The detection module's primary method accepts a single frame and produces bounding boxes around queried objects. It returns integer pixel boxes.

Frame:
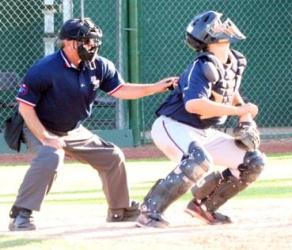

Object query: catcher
[137,10,265,228]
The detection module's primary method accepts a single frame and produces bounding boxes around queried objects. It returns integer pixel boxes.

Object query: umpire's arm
[111,77,178,99]
[18,102,64,149]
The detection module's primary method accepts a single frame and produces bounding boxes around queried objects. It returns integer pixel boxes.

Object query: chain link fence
[0,0,291,146]
[0,0,42,129]
[0,0,63,130]
[72,0,127,130]
[0,0,121,133]
[138,0,292,142]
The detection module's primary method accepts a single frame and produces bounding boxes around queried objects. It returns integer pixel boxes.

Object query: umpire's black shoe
[185,199,232,225]
[107,201,140,222]
[136,212,169,228]
[9,209,36,231]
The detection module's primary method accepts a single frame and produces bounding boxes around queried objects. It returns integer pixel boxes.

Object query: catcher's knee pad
[179,142,211,182]
[141,142,211,214]
[238,150,265,183]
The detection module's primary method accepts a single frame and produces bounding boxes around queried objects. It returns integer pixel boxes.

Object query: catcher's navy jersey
[156,57,228,129]
[16,50,124,132]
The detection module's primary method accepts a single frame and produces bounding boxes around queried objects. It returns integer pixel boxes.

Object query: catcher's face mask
[207,15,246,43]
[186,11,246,50]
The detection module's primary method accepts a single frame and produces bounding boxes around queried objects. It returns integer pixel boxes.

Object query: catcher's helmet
[186,11,246,51]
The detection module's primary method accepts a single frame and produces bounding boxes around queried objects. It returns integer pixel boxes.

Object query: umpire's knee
[32,146,65,173]
[112,146,126,164]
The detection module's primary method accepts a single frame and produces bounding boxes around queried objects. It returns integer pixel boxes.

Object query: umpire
[9,18,178,231]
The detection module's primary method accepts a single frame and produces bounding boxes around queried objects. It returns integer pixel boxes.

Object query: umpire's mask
[59,18,103,62]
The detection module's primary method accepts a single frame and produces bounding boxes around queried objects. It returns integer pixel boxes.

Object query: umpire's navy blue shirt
[156,57,227,129]
[17,50,124,132]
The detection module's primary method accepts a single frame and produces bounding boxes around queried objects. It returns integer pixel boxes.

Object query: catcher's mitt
[233,121,260,151]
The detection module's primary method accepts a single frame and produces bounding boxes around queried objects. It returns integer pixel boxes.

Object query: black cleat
[107,201,140,222]
[9,209,36,231]
[185,200,232,225]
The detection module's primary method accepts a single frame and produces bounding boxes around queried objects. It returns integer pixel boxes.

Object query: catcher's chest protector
[197,49,247,104]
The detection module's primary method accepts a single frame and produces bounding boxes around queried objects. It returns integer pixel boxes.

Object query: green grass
[0,237,190,250]
[1,177,291,205]
[266,152,292,159]
[0,238,120,250]
[0,237,43,249]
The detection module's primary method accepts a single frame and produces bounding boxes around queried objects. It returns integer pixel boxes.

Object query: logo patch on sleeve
[18,84,29,96]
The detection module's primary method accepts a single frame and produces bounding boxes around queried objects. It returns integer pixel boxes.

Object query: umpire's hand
[154,77,179,93]
[41,135,65,149]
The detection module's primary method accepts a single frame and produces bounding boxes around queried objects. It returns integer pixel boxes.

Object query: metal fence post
[43,0,56,55]
[80,0,84,19]
[128,0,141,146]
[115,0,128,130]
[63,0,73,22]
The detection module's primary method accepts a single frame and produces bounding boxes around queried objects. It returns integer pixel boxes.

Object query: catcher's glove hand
[233,121,260,151]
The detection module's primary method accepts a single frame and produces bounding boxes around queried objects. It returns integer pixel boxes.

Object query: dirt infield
[0,139,292,164]
[0,199,291,250]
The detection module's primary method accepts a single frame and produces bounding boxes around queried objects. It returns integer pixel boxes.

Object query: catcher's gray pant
[13,125,130,211]
[151,116,247,178]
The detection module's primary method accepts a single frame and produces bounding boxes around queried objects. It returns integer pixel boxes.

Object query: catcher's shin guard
[198,169,247,212]
[191,150,265,212]
[141,142,211,216]
[190,171,222,200]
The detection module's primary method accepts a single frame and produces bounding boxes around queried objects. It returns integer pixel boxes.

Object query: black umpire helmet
[59,18,102,45]
[185,11,246,51]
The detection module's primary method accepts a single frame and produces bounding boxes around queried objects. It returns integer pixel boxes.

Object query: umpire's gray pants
[13,125,130,211]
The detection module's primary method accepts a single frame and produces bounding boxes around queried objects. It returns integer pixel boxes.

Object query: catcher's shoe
[9,209,36,231]
[107,201,140,222]
[136,212,169,228]
[185,200,232,225]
